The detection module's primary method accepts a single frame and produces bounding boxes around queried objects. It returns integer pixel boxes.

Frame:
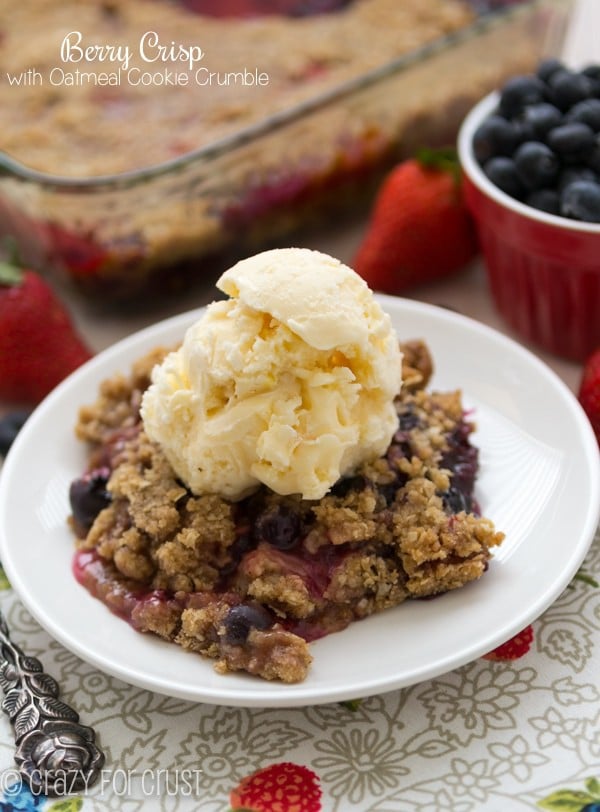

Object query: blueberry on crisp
[223,603,274,645]
[69,468,111,532]
[254,505,302,550]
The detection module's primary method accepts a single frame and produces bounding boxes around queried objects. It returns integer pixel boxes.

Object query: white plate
[0,297,598,708]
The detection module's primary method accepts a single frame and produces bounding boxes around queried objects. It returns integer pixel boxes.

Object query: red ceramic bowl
[458,92,600,362]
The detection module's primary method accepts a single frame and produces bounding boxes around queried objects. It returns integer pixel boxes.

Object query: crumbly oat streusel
[70,341,503,683]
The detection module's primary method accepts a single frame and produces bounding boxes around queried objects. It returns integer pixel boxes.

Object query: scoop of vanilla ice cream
[141,248,402,500]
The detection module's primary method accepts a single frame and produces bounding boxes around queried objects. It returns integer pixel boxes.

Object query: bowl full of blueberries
[458,58,600,361]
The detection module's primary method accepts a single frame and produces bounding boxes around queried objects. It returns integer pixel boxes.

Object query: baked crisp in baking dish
[0,0,555,297]
[0,0,475,176]
[69,340,504,683]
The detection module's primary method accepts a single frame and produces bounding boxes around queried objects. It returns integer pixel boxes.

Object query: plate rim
[1,296,598,708]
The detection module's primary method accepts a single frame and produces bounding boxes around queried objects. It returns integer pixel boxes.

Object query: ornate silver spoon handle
[0,611,104,796]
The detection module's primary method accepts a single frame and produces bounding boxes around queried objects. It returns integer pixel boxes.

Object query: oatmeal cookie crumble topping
[70,340,503,683]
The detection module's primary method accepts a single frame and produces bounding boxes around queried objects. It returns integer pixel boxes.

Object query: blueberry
[219,530,255,577]
[582,64,600,81]
[546,122,596,161]
[378,472,408,506]
[397,406,422,432]
[254,505,302,550]
[586,145,600,174]
[547,70,594,110]
[330,474,367,498]
[536,58,566,83]
[581,65,600,96]
[386,438,411,465]
[441,487,472,515]
[557,165,598,192]
[223,603,273,646]
[517,103,563,139]
[560,180,600,222]
[473,115,520,162]
[566,98,600,131]
[0,410,31,457]
[526,188,560,214]
[514,141,559,190]
[483,156,525,198]
[581,804,600,812]
[480,62,600,222]
[69,467,111,532]
[499,75,546,117]
[439,424,478,496]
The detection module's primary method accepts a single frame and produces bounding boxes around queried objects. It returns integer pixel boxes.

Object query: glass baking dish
[0,0,572,300]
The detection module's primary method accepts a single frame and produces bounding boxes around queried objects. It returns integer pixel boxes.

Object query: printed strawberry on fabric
[482,624,534,661]
[228,762,322,812]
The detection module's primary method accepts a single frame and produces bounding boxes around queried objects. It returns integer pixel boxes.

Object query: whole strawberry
[229,762,322,812]
[579,347,600,446]
[352,149,479,293]
[0,260,92,404]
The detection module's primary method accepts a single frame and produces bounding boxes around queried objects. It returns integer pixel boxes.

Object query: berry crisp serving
[68,338,504,684]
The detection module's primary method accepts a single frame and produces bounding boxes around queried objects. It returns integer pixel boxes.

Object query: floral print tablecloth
[0,523,597,812]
